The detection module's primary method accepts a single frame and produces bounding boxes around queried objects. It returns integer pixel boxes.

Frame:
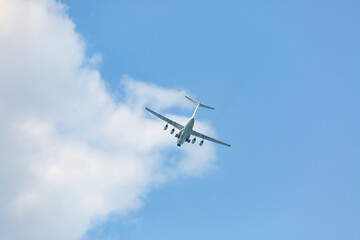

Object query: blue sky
[61,0,360,239]
[1,0,359,239]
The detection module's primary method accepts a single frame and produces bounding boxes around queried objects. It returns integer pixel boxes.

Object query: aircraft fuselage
[177,117,194,146]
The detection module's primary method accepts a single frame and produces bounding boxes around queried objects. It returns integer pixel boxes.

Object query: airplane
[145,96,231,147]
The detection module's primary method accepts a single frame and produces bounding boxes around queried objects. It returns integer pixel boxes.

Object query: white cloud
[0,0,217,240]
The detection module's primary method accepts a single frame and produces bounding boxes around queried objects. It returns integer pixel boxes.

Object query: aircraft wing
[191,129,231,147]
[145,107,184,130]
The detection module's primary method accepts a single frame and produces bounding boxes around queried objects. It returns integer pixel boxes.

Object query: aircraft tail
[186,96,214,117]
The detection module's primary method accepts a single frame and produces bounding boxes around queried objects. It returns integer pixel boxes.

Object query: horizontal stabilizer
[185,96,214,110]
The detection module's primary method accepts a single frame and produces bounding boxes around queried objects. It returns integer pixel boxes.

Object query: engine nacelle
[170,128,175,134]
[164,124,168,130]
[199,140,204,146]
[191,138,196,144]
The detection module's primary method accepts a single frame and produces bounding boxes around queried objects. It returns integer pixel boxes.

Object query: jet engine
[199,140,204,146]
[191,138,196,144]
[164,124,168,130]
[170,128,175,134]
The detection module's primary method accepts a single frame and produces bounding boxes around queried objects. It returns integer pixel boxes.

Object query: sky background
[61,0,360,239]
[1,0,359,239]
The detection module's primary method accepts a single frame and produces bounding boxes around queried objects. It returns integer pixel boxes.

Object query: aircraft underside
[145,96,231,147]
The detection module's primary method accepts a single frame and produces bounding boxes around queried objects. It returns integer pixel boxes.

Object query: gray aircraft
[146,96,231,147]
